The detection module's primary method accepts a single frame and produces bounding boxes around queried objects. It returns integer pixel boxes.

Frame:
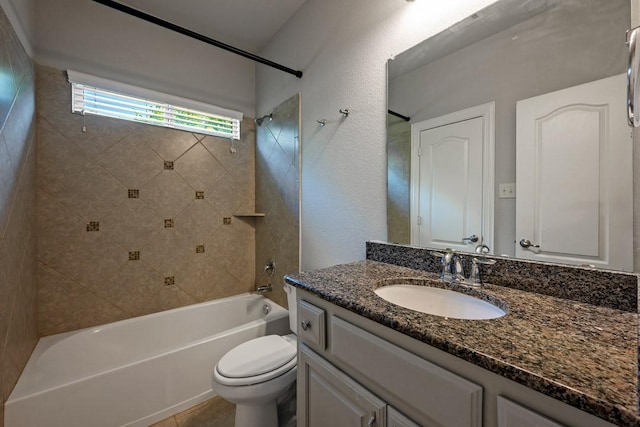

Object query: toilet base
[235,402,278,427]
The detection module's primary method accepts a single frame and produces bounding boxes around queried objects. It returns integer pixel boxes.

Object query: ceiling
[117,0,307,53]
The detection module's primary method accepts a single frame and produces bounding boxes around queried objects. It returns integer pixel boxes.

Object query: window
[67,70,242,139]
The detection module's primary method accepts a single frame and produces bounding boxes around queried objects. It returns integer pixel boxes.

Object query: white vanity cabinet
[295,291,619,427]
[298,344,386,427]
[296,299,482,427]
[497,397,564,427]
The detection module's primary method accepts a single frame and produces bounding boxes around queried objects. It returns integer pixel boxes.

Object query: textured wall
[256,0,498,270]
[36,65,256,335]
[255,94,300,309]
[0,4,37,426]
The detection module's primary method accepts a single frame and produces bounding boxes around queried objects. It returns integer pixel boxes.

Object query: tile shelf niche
[233,213,266,217]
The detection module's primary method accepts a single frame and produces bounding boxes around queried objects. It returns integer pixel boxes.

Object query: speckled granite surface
[285,260,639,427]
[366,241,638,312]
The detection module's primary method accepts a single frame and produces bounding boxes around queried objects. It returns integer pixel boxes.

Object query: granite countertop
[285,260,639,427]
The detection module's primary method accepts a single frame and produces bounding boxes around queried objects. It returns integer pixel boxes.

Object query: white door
[411,103,494,252]
[516,73,632,271]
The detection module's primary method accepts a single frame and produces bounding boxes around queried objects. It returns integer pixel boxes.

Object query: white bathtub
[5,293,290,427]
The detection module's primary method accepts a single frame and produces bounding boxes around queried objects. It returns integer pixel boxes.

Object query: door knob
[300,320,311,331]
[462,234,479,243]
[519,239,540,249]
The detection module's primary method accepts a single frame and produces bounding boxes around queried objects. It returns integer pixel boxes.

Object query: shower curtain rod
[388,109,410,121]
[91,0,304,79]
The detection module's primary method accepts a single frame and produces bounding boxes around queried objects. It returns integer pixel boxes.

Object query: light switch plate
[499,183,516,199]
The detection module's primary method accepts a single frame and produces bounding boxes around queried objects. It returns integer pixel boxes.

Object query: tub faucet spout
[257,284,273,293]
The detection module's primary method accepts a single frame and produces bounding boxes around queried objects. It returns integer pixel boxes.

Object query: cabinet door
[331,317,482,427]
[298,343,386,427]
[387,407,420,427]
[497,396,564,427]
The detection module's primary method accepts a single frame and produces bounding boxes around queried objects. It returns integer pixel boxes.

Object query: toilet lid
[217,335,296,378]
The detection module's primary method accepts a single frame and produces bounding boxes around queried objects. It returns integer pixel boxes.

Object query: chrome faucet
[431,249,461,281]
[431,249,496,288]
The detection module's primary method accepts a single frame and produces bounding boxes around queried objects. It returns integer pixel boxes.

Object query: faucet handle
[467,257,496,287]
[452,254,465,281]
[429,250,445,259]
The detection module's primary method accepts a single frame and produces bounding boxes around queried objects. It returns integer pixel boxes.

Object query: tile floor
[150,396,235,427]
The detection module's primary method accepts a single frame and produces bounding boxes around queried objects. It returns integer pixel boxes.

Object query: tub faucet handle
[264,259,276,277]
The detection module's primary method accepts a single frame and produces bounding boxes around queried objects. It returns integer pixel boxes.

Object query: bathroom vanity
[285,243,639,427]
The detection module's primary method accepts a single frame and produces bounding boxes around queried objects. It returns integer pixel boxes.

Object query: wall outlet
[499,183,516,199]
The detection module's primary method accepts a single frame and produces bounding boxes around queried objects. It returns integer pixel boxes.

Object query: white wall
[256,0,498,270]
[33,0,256,117]
[0,0,35,55]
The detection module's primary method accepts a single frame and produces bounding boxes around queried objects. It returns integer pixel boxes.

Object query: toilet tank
[283,283,297,333]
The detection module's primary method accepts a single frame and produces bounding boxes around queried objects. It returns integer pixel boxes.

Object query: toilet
[212,284,298,427]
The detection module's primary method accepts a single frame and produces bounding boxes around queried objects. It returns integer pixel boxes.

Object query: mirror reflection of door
[516,74,632,271]
[410,103,495,253]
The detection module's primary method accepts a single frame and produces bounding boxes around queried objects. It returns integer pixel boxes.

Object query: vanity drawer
[297,300,326,350]
[497,396,564,427]
[330,316,482,427]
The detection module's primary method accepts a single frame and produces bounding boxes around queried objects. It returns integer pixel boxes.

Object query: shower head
[254,113,273,126]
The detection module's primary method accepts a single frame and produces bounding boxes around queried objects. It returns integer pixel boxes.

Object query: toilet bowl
[212,284,298,427]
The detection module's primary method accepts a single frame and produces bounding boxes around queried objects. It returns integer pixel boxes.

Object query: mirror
[387,0,631,268]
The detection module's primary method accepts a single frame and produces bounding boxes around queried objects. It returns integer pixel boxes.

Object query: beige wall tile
[0,135,16,237]
[37,64,258,335]
[175,199,222,242]
[46,164,127,220]
[37,190,85,265]
[141,227,193,276]
[255,94,300,309]
[37,263,129,335]
[103,261,196,317]
[174,142,226,192]
[0,4,37,417]
[138,125,199,161]
[98,133,164,188]
[37,117,92,194]
[176,255,243,301]
[100,198,163,249]
[141,170,195,218]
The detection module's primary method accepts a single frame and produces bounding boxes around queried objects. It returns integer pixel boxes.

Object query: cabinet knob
[367,412,376,427]
[301,320,311,331]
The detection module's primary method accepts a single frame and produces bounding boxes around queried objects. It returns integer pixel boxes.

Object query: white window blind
[68,70,242,139]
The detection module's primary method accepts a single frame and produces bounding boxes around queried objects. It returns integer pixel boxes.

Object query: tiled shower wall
[386,114,410,245]
[0,6,37,426]
[37,65,257,335]
[255,94,300,308]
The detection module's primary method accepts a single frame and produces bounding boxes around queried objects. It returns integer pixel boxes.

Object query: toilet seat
[214,335,297,386]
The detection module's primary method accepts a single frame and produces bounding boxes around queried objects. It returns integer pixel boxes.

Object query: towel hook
[317,119,327,126]
[339,108,350,118]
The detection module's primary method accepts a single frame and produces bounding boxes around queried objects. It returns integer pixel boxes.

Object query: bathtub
[5,293,290,427]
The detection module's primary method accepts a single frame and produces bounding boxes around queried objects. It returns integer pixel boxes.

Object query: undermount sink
[374,281,507,320]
